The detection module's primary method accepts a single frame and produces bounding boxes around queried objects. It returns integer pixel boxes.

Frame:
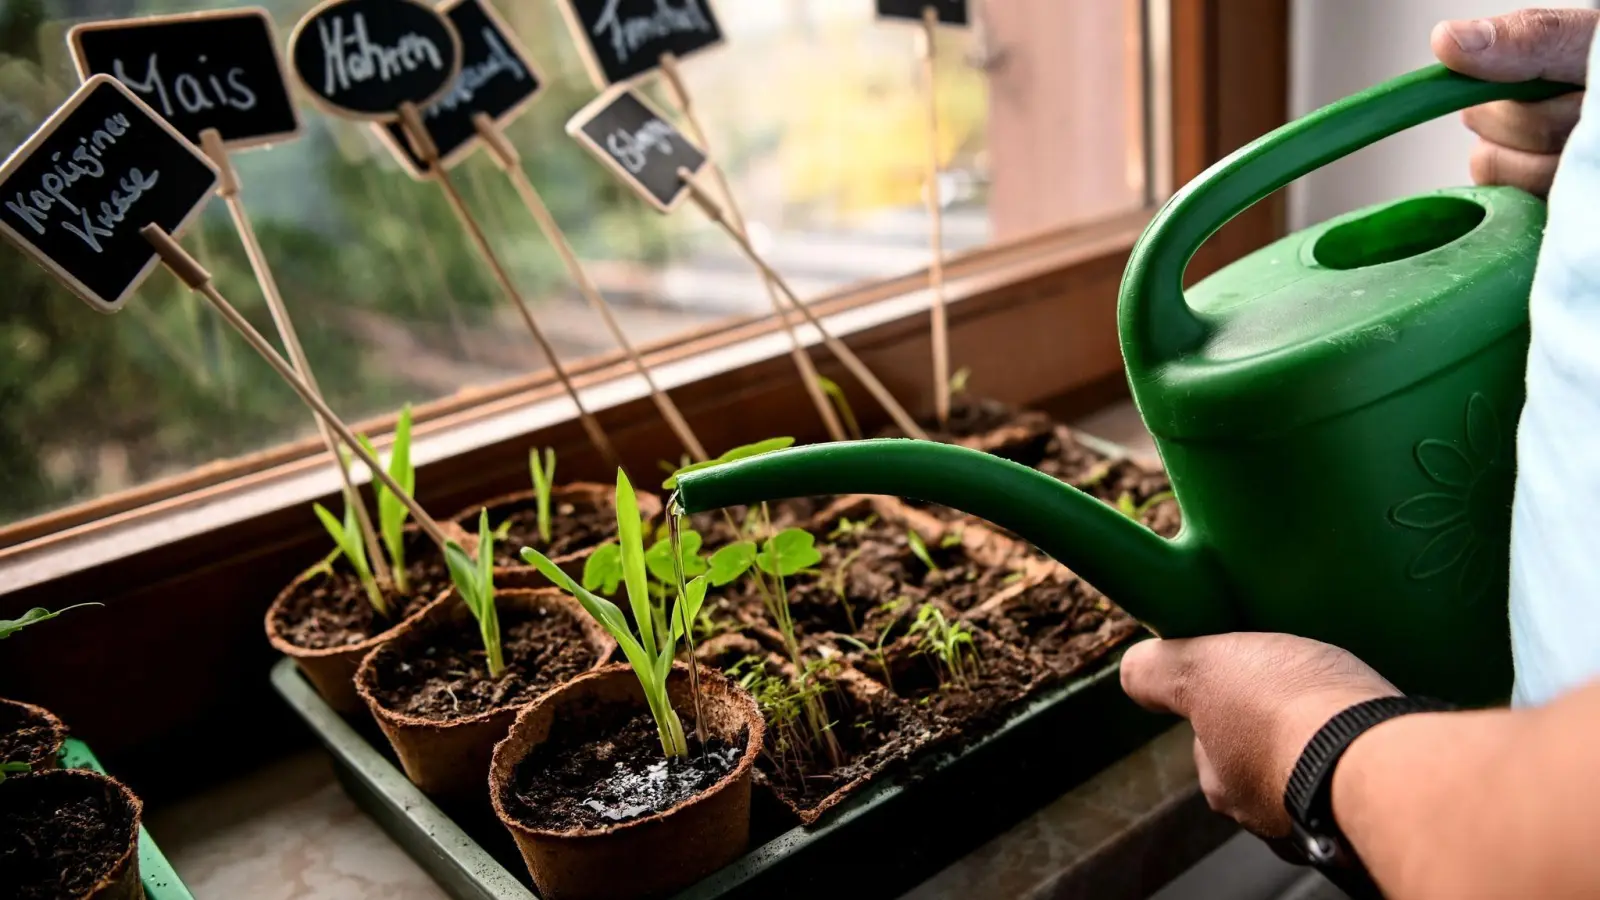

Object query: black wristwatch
[1282,695,1456,899]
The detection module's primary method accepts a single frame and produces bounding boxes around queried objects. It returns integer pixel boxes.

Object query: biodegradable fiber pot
[489,664,764,900]
[355,587,615,799]
[0,769,143,900]
[266,522,468,714]
[0,698,67,772]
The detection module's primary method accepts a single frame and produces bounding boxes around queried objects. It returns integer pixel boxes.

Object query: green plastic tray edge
[59,738,196,900]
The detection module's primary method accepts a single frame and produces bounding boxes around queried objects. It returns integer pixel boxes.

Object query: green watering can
[675,66,1578,707]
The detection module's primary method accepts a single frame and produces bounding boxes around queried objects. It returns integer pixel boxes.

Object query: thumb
[1431,9,1598,84]
[1119,637,1199,717]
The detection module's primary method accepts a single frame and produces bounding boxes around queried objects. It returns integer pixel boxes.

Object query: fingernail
[1448,19,1495,52]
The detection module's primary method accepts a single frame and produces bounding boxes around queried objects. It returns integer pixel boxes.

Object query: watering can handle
[1121,64,1581,368]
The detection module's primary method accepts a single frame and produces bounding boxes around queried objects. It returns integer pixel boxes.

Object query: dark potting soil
[487,495,616,566]
[0,775,134,900]
[880,626,1037,730]
[972,577,1141,677]
[272,545,451,651]
[506,711,745,830]
[1042,456,1182,538]
[366,603,598,719]
[0,705,60,768]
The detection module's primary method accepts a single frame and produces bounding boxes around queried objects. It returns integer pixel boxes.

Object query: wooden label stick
[679,169,931,442]
[140,224,455,550]
[197,128,392,584]
[654,58,847,443]
[921,5,953,427]
[398,103,623,473]
[473,115,708,462]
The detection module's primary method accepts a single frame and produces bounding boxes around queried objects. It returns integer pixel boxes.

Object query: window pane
[0,0,1146,529]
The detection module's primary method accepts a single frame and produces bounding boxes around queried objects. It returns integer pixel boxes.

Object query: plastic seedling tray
[272,650,1168,900]
[60,738,197,900]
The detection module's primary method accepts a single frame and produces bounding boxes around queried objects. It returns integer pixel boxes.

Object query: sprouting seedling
[529,446,556,545]
[816,376,863,441]
[948,365,972,397]
[443,510,504,678]
[939,529,963,549]
[524,470,706,758]
[1115,490,1175,522]
[827,514,878,541]
[313,499,389,617]
[829,546,866,632]
[909,603,979,687]
[662,436,796,490]
[837,606,905,692]
[906,528,939,572]
[584,527,709,609]
[0,762,29,783]
[0,603,101,641]
[358,404,415,595]
[729,655,840,772]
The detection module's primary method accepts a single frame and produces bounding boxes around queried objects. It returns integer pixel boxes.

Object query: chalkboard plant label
[566,85,706,212]
[288,0,463,121]
[376,0,543,178]
[0,74,219,313]
[556,0,723,88]
[68,8,302,150]
[876,0,968,26]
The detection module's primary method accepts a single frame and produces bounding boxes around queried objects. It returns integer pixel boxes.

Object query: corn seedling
[529,447,556,544]
[836,605,906,692]
[906,528,938,572]
[523,470,707,758]
[910,603,980,688]
[443,510,504,678]
[313,499,388,617]
[0,603,100,641]
[816,376,863,441]
[357,405,415,595]
[0,762,29,783]
[1114,490,1175,522]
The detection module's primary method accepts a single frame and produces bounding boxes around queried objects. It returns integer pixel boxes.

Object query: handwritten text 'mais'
[3,113,161,253]
[606,119,678,174]
[594,0,713,65]
[320,12,444,95]
[428,28,525,117]
[112,53,258,118]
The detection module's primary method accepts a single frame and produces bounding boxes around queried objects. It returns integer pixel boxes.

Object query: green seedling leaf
[662,437,796,489]
[373,405,415,589]
[0,761,30,782]
[906,528,938,571]
[827,514,877,541]
[669,576,709,642]
[645,530,707,585]
[0,603,101,640]
[615,471,657,659]
[444,509,503,677]
[583,542,623,595]
[939,529,963,549]
[949,365,972,396]
[315,501,386,615]
[816,376,862,440]
[529,447,556,544]
[708,541,758,586]
[1115,492,1138,519]
[756,528,821,577]
[1134,490,1176,519]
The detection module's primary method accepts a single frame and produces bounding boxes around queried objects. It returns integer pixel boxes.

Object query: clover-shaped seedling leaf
[756,528,822,578]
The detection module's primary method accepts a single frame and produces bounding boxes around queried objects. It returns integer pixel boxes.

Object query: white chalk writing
[319,12,444,95]
[111,53,258,119]
[592,0,712,65]
[605,118,677,173]
[4,111,162,254]
[428,28,526,116]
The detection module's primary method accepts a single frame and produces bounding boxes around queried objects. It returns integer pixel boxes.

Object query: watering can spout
[673,439,1235,638]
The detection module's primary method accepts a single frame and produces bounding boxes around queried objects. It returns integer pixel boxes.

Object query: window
[0,0,1147,534]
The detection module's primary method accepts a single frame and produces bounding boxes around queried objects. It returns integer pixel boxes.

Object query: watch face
[1304,834,1339,865]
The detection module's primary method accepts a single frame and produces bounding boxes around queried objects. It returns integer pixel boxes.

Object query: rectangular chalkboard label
[557,0,723,87]
[376,0,543,177]
[69,8,302,150]
[877,0,968,26]
[566,86,705,212]
[0,75,219,313]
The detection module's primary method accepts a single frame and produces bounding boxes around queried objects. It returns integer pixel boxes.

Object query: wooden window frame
[0,0,1288,797]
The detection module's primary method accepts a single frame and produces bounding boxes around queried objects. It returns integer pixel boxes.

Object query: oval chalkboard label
[288,0,463,121]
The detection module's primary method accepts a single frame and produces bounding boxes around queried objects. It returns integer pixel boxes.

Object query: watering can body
[676,66,1575,707]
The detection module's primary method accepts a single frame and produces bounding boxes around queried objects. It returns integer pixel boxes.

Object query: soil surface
[271,540,451,651]
[0,774,134,900]
[505,711,746,830]
[1045,456,1182,538]
[0,705,60,769]
[879,627,1038,730]
[972,577,1140,678]
[486,495,616,566]
[366,603,599,719]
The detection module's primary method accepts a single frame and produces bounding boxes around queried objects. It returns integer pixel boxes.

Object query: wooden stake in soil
[140,224,455,551]
[197,128,392,585]
[471,114,708,463]
[679,169,931,441]
[656,54,847,443]
[920,6,954,427]
[396,103,623,473]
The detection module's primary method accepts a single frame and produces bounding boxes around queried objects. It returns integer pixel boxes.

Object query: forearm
[1332,680,1600,899]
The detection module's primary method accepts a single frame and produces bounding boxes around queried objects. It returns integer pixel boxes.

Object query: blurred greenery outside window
[0,0,1145,528]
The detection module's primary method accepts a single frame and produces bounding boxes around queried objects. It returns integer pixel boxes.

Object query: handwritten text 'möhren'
[319,12,445,95]
[4,111,163,254]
